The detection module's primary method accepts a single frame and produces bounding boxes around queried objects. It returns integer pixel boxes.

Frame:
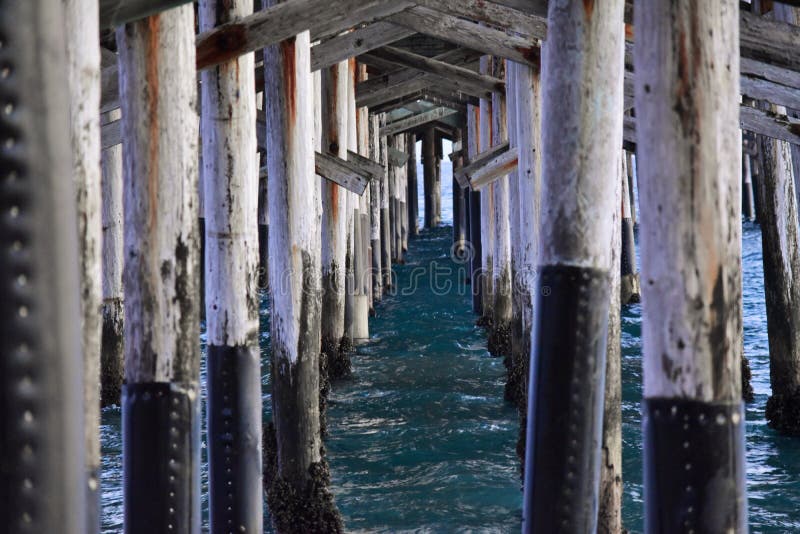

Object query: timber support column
[523,1,625,531]
[620,153,641,305]
[742,148,756,222]
[635,1,746,531]
[200,0,262,531]
[66,0,102,525]
[479,57,495,325]
[467,104,483,315]
[101,110,124,408]
[380,117,392,291]
[407,133,419,237]
[320,61,349,378]
[489,58,512,357]
[453,128,467,260]
[117,5,201,531]
[370,114,383,304]
[262,1,343,530]
[423,126,438,229]
[0,2,85,531]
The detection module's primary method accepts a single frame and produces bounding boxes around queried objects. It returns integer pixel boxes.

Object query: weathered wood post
[423,126,438,229]
[490,58,512,357]
[370,114,383,303]
[620,153,641,304]
[395,134,406,264]
[357,85,372,312]
[117,5,201,531]
[400,134,409,253]
[380,116,393,291]
[66,0,102,527]
[407,133,419,237]
[453,128,467,259]
[523,1,625,531]
[258,162,269,288]
[0,2,86,530]
[321,61,350,377]
[599,154,623,534]
[353,66,370,338]
[101,109,125,408]
[512,56,542,468]
[756,113,800,435]
[479,57,495,324]
[388,135,398,261]
[635,1,746,531]
[261,1,342,529]
[505,59,522,397]
[625,151,637,227]
[199,1,262,531]
[468,104,483,315]
[742,149,756,222]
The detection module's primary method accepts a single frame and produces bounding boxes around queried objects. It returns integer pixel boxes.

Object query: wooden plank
[454,140,510,188]
[314,151,372,195]
[380,107,458,136]
[370,46,505,97]
[469,148,518,190]
[739,105,800,146]
[311,22,414,72]
[387,146,410,167]
[740,10,800,74]
[414,0,547,39]
[100,0,191,29]
[388,6,541,67]
[195,0,413,70]
[347,149,384,182]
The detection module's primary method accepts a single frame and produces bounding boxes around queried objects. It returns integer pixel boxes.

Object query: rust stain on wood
[515,46,541,69]
[330,184,339,219]
[281,37,297,127]
[146,15,161,231]
[625,23,633,41]
[196,22,247,70]
[583,0,594,19]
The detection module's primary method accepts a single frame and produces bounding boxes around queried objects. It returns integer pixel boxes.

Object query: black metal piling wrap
[643,398,747,533]
[523,264,611,534]
[123,382,200,534]
[207,345,262,533]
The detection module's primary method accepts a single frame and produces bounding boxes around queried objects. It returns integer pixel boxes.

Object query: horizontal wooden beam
[370,46,505,98]
[381,107,459,137]
[100,0,191,29]
[454,140,510,188]
[740,10,800,75]
[195,0,413,70]
[387,147,410,167]
[314,151,373,195]
[311,22,414,72]
[413,0,547,40]
[388,6,541,67]
[346,149,384,182]
[469,148,518,190]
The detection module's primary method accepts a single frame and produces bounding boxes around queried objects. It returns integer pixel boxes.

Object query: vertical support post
[490,58,512,357]
[262,0,343,528]
[513,57,542,467]
[65,1,102,526]
[742,149,756,222]
[423,126,437,229]
[635,1,746,531]
[101,110,125,409]
[388,135,398,261]
[625,151,637,227]
[258,160,269,289]
[117,5,201,531]
[400,133,409,253]
[320,61,349,376]
[620,153,641,304]
[453,128,467,259]
[479,56,495,324]
[523,1,625,531]
[598,154,623,534]
[370,114,383,304]
[380,116,392,291]
[395,135,406,263]
[199,1,262,531]
[407,133,419,237]
[354,64,371,337]
[0,2,86,530]
[467,104,483,315]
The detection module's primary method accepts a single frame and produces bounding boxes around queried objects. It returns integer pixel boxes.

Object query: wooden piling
[635,1,746,530]
[756,112,800,435]
[452,128,467,259]
[742,149,756,222]
[479,57,495,324]
[355,67,371,334]
[380,116,393,291]
[400,134,409,253]
[620,153,641,305]
[199,1,262,530]
[467,104,483,315]
[422,126,438,229]
[523,1,625,531]
[117,5,201,531]
[261,1,342,528]
[395,134,406,264]
[407,133,419,237]
[0,2,86,530]
[625,151,637,228]
[369,114,383,303]
[320,61,350,377]
[489,58,512,357]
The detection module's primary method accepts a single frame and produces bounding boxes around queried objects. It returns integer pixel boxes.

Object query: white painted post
[116,5,201,531]
[635,1,746,530]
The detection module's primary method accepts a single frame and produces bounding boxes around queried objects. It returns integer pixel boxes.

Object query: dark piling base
[488,321,512,357]
[100,304,124,407]
[741,356,754,404]
[620,273,641,305]
[319,350,330,437]
[766,388,800,436]
[321,335,352,381]
[263,423,344,534]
